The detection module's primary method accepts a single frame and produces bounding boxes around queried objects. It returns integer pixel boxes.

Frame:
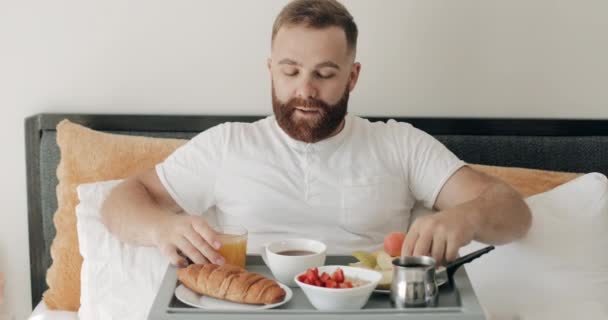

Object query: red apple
[383,232,406,257]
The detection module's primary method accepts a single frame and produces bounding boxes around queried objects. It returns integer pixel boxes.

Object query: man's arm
[100,168,225,266]
[401,166,532,263]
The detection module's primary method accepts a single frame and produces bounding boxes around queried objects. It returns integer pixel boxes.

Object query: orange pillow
[43,120,186,310]
[470,164,582,197]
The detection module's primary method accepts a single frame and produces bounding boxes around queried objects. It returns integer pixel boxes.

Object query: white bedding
[27,174,608,320]
[28,301,78,320]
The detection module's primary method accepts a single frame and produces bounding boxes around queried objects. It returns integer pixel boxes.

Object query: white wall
[1,0,607,318]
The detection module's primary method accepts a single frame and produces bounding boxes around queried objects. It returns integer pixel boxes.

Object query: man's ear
[267,58,272,74]
[348,62,361,92]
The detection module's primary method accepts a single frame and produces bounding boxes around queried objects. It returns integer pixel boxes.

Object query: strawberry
[320,272,331,283]
[306,269,318,283]
[297,274,307,283]
[332,268,345,283]
[325,279,338,288]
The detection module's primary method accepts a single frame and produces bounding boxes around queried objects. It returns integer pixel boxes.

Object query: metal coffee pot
[390,246,494,308]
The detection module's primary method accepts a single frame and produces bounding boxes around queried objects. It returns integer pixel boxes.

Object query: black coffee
[276,250,316,256]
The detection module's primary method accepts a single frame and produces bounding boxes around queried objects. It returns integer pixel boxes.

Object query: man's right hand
[153,214,225,267]
[101,169,227,267]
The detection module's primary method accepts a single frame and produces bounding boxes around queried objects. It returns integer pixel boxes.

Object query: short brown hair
[272,0,358,54]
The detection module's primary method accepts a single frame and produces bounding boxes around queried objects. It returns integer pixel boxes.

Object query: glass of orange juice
[214,225,248,269]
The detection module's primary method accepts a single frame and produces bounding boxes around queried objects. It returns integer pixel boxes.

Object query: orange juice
[214,225,248,268]
[218,235,247,268]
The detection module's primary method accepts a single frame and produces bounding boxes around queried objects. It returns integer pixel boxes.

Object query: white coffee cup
[261,238,327,287]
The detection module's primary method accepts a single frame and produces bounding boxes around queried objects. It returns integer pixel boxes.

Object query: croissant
[177,263,286,305]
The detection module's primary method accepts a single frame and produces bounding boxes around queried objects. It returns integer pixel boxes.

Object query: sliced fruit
[376,251,394,271]
[297,274,307,282]
[325,279,338,288]
[306,269,318,283]
[372,250,384,259]
[377,270,393,290]
[349,261,365,268]
[332,268,345,283]
[320,272,331,283]
[302,267,353,289]
[352,250,377,269]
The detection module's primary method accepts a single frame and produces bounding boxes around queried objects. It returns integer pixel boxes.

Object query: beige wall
[1,0,607,318]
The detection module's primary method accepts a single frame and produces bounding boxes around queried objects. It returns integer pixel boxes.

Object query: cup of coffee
[261,239,326,287]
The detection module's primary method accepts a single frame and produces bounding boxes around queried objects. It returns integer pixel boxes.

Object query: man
[101,0,531,268]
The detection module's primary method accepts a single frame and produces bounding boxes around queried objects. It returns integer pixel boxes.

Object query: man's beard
[272,85,349,143]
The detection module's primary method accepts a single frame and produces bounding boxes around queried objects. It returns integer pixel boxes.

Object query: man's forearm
[459,182,532,245]
[101,178,176,246]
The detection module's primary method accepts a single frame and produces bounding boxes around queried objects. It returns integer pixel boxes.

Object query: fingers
[403,217,447,263]
[404,213,475,263]
[445,238,460,262]
[403,231,448,264]
[191,218,222,250]
[176,236,210,265]
[401,231,418,256]
[404,218,433,257]
[160,244,187,267]
[183,229,224,265]
[412,231,433,257]
[157,215,226,266]
[431,235,447,264]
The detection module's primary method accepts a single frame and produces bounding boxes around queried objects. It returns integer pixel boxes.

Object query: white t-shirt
[156,114,465,254]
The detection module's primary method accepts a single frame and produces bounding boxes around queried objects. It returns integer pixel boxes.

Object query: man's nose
[295,77,318,100]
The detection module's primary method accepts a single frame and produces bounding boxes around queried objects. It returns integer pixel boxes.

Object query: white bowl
[294,265,382,310]
[262,238,327,287]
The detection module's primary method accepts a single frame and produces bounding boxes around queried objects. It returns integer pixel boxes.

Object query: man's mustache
[284,97,330,113]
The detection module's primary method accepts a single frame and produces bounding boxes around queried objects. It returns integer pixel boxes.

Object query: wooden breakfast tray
[148,255,486,320]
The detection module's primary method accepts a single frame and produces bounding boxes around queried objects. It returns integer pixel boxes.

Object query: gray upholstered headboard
[25,113,608,307]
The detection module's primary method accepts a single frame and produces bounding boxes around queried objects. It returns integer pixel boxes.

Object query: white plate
[373,288,390,294]
[175,283,293,310]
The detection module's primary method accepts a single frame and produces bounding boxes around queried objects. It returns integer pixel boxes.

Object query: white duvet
[76,180,169,320]
[28,301,78,320]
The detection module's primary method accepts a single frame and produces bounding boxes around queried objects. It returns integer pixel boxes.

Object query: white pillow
[76,180,169,320]
[453,173,608,319]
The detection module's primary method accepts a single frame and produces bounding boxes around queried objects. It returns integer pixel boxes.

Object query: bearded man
[101,0,531,267]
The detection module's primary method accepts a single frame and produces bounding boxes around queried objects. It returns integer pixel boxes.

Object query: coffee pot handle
[445,245,495,279]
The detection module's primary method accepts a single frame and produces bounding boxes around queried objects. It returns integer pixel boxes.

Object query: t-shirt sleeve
[390,120,466,209]
[155,124,227,215]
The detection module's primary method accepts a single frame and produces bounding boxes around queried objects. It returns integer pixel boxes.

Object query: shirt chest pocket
[340,176,407,232]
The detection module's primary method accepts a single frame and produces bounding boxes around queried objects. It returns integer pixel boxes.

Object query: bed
[24,113,608,319]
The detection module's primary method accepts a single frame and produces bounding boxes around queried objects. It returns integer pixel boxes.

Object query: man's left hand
[400,209,478,264]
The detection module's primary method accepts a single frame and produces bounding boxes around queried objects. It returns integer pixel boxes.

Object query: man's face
[269,25,361,143]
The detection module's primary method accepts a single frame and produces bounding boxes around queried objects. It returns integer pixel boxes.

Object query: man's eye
[283,69,298,77]
[315,72,334,79]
